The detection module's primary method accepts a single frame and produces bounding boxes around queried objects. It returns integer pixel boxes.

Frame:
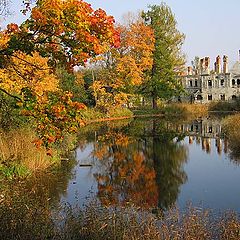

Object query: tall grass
[133,103,209,118]
[165,103,209,117]
[80,107,133,121]
[0,128,59,177]
[1,197,240,240]
[209,99,240,112]
[222,114,240,160]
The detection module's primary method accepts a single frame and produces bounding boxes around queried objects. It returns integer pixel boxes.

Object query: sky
[2,0,240,67]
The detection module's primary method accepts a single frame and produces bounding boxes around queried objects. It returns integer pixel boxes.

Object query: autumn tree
[0,0,119,148]
[0,0,119,69]
[92,14,155,110]
[142,3,185,108]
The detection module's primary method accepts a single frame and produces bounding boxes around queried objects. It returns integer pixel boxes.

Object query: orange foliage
[114,20,155,87]
[93,131,158,208]
[21,0,120,69]
[92,18,155,108]
[0,0,119,149]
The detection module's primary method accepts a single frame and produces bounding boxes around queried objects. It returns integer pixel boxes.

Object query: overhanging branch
[0,88,22,101]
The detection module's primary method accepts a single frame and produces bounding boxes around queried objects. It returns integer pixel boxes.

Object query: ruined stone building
[180,55,240,103]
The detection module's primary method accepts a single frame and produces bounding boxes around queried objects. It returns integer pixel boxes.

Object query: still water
[59,116,240,212]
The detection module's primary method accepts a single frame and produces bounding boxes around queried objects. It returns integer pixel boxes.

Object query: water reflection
[91,119,188,210]
[4,116,239,215]
[73,116,240,211]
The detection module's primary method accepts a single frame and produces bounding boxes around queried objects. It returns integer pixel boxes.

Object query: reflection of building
[181,118,222,138]
[179,55,240,103]
[180,118,228,155]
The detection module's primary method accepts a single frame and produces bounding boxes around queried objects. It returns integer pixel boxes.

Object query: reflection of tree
[94,131,158,207]
[152,139,188,211]
[226,138,240,165]
[93,118,188,210]
[140,119,188,211]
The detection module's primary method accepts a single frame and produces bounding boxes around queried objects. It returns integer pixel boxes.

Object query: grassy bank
[0,127,77,179]
[81,107,133,122]
[209,99,240,112]
[222,114,240,159]
[133,103,209,119]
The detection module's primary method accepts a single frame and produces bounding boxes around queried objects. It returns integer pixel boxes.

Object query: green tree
[56,68,88,104]
[142,3,185,108]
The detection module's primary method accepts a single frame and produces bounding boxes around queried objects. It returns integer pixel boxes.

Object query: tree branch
[0,88,22,101]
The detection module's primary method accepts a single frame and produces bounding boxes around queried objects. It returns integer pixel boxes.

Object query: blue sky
[2,0,240,67]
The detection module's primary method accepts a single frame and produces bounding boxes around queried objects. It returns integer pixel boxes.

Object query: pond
[58,116,240,213]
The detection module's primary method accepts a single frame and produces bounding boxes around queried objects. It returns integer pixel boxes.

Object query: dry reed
[0,128,58,173]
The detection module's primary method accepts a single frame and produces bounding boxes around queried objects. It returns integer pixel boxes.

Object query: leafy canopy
[142,3,185,105]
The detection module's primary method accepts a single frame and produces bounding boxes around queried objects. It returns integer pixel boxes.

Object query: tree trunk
[152,96,157,109]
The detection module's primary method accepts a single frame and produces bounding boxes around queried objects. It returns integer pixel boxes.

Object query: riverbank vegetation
[209,97,240,112]
[222,113,240,160]
[1,194,240,240]
[133,103,209,119]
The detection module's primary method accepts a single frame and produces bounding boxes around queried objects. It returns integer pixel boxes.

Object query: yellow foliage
[92,19,155,107]
[0,32,10,49]
[114,21,155,87]
[91,80,113,109]
[75,72,85,86]
[0,51,59,99]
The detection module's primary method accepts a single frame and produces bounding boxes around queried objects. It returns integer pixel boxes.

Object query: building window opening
[237,79,240,86]
[232,95,237,100]
[221,79,224,86]
[209,126,213,133]
[189,80,193,87]
[208,95,212,101]
[220,94,225,101]
[195,80,198,87]
[197,95,203,100]
[232,79,236,86]
[208,80,212,87]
